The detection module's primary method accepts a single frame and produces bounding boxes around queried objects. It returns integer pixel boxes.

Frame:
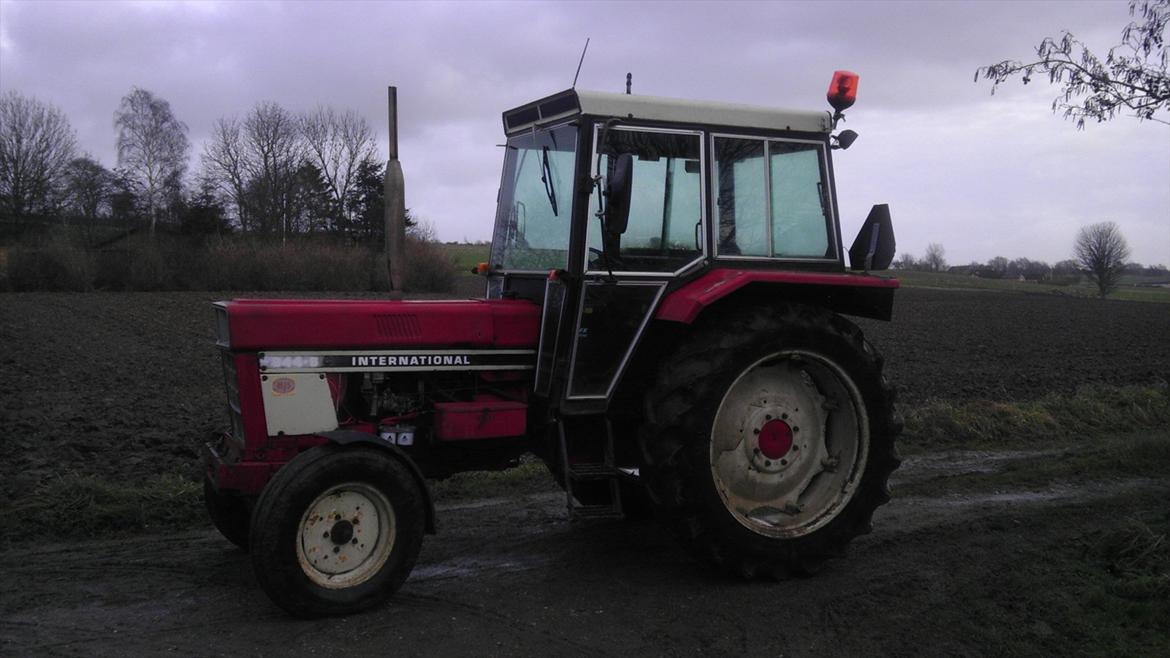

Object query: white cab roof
[502,88,832,135]
[575,90,832,134]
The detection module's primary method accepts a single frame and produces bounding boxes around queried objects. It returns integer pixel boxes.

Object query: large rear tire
[249,445,425,617]
[640,304,901,577]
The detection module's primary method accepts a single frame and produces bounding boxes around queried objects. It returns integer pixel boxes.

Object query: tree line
[0,87,394,243]
[893,224,1165,297]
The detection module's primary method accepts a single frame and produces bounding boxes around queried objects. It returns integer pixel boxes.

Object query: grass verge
[0,473,203,542]
[902,384,1170,452]
[430,458,556,503]
[1058,493,1169,654]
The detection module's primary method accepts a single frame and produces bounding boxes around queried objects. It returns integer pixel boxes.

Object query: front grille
[374,314,422,339]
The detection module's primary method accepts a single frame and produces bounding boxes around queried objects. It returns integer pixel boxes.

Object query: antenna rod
[572,37,590,88]
[625,72,632,95]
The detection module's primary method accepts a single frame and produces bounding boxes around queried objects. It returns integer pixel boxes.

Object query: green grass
[441,242,491,274]
[430,458,556,503]
[0,472,203,542]
[893,270,1170,303]
[1071,500,1170,652]
[902,384,1170,452]
[967,488,1170,656]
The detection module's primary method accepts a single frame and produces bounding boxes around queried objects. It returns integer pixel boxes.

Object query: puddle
[410,555,547,582]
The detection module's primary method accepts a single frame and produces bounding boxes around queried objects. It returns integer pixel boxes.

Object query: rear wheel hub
[758,419,794,459]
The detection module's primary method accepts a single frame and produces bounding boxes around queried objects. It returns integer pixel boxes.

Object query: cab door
[559,126,707,405]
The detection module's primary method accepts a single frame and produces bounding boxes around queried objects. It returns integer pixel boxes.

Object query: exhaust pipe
[384,86,407,292]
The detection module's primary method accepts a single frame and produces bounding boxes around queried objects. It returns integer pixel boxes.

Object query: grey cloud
[1,0,1166,266]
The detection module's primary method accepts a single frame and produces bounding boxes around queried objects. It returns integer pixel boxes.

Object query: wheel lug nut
[333,546,340,554]
[753,428,760,435]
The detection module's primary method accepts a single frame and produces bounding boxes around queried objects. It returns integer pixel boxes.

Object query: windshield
[490,124,578,270]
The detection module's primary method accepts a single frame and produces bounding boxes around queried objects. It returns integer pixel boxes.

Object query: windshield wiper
[540,146,559,217]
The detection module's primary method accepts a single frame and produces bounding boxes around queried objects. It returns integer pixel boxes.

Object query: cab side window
[714,136,834,260]
[588,128,704,273]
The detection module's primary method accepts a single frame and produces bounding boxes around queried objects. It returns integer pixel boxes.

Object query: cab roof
[503,88,832,136]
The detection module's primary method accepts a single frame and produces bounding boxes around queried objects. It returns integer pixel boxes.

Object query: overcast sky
[2,0,1167,266]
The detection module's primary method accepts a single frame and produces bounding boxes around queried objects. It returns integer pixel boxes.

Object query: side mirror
[832,129,859,150]
[606,153,634,235]
[848,204,896,271]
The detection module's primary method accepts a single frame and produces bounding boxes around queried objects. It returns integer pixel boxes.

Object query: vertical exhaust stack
[384,86,407,293]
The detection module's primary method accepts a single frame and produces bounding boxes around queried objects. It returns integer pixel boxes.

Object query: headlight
[213,303,231,348]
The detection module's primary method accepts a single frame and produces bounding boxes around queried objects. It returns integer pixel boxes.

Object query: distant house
[947,265,977,276]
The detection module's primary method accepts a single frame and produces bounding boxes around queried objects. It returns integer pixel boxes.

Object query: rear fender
[315,430,437,534]
[656,269,899,323]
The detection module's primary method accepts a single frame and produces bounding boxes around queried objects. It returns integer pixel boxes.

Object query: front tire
[203,476,251,550]
[249,445,425,617]
[640,304,901,577]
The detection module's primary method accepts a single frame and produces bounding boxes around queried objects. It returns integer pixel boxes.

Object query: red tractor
[204,71,901,617]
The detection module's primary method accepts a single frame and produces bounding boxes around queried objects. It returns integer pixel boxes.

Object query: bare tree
[977,0,1170,128]
[115,88,190,236]
[1075,221,1131,297]
[201,117,252,231]
[202,102,305,239]
[0,90,77,221]
[64,155,113,224]
[893,252,917,270]
[242,102,304,241]
[923,243,947,272]
[986,256,1009,277]
[300,106,377,232]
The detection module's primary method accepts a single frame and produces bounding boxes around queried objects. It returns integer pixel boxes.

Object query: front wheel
[249,445,425,617]
[204,476,251,550]
[640,304,901,577]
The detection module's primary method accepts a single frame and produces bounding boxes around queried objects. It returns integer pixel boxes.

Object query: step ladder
[557,415,624,521]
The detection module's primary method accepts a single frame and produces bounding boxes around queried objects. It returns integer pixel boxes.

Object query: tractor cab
[486,79,894,412]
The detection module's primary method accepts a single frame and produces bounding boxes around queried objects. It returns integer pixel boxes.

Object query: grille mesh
[375,314,422,338]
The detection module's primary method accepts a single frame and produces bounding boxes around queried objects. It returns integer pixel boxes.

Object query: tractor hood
[213,298,541,350]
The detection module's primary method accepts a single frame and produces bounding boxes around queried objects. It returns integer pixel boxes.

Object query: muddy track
[2,451,1166,657]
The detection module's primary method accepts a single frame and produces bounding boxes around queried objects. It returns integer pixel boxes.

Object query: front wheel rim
[296,482,396,589]
[710,350,869,539]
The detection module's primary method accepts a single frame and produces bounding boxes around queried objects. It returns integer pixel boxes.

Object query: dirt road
[3,452,1166,657]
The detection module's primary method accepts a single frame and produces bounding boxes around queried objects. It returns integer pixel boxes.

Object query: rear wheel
[640,304,901,577]
[249,445,425,617]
